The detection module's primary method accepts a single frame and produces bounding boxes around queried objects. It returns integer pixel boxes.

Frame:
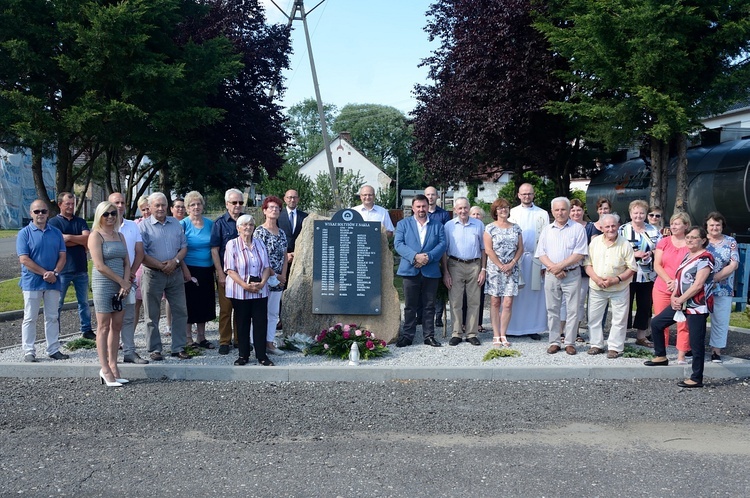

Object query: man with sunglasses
[17,200,69,362]
[48,192,93,340]
[211,188,246,354]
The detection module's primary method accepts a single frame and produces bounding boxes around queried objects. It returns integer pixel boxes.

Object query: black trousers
[651,306,707,383]
[230,297,268,362]
[627,281,654,330]
[402,274,439,341]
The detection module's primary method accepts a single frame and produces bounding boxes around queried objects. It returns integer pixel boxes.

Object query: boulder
[280,213,401,344]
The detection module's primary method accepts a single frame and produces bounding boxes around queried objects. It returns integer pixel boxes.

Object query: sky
[262,0,437,115]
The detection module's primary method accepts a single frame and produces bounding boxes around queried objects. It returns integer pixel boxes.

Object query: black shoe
[466,337,481,346]
[396,337,413,348]
[448,337,463,346]
[48,351,70,360]
[149,351,164,361]
[82,331,96,340]
[677,380,703,388]
[528,333,542,341]
[424,337,442,347]
[218,344,231,355]
[685,350,693,357]
[234,357,247,366]
[259,358,275,366]
[123,353,149,364]
[233,342,239,349]
[434,319,444,328]
[171,351,190,360]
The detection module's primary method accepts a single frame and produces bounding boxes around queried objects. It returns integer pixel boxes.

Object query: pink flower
[355,329,362,336]
[323,343,329,350]
[343,324,351,332]
[342,331,350,339]
[380,340,387,347]
[328,326,335,332]
[366,340,375,350]
[335,322,343,328]
[349,323,357,328]
[364,330,372,337]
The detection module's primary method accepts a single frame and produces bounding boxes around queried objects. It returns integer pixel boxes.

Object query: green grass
[0,261,94,313]
[0,230,18,238]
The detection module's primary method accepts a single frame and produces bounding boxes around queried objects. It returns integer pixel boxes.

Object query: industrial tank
[586,138,750,238]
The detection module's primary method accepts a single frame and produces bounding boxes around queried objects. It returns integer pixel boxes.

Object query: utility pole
[269,0,341,210]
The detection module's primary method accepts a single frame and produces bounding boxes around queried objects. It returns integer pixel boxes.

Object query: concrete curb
[0,301,92,322]
[2,362,749,382]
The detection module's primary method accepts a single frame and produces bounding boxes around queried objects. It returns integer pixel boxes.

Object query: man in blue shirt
[48,192,93,340]
[17,200,69,362]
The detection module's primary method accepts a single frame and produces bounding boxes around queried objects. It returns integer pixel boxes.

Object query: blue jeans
[58,271,92,333]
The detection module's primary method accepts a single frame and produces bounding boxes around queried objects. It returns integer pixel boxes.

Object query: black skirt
[185,265,217,324]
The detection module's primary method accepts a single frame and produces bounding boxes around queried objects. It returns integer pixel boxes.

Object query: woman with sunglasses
[89,201,131,387]
[618,199,661,348]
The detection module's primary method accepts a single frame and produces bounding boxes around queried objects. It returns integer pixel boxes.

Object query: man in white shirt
[507,183,549,340]
[109,192,148,364]
[353,185,394,237]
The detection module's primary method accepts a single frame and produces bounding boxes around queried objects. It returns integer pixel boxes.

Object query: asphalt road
[1,377,749,497]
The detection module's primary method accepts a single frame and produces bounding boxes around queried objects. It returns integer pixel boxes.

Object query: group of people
[17,187,310,384]
[393,183,738,389]
[17,181,739,389]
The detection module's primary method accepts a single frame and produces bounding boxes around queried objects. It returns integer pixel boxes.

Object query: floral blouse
[254,225,287,292]
[707,235,739,297]
[618,222,661,283]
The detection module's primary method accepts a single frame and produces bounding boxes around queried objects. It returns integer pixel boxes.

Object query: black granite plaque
[313,209,382,314]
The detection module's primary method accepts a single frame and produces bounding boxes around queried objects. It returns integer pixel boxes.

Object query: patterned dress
[92,235,127,313]
[253,225,287,292]
[707,235,739,297]
[485,223,522,297]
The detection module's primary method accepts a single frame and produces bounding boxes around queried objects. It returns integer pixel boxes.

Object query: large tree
[536,0,750,211]
[283,98,337,167]
[412,0,587,194]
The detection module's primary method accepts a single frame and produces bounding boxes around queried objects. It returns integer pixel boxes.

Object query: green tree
[284,98,337,167]
[536,0,750,212]
[258,163,313,211]
[497,172,555,212]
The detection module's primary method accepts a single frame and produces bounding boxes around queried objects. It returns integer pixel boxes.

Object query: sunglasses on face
[648,213,661,218]
[229,200,244,206]
[32,209,48,215]
[102,211,118,218]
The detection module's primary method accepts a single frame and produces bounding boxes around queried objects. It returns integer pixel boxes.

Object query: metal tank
[586,138,750,238]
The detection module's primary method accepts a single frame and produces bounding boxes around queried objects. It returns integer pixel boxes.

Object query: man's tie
[289,210,295,232]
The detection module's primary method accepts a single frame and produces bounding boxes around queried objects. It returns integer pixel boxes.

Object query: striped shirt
[223,236,270,300]
[534,218,588,267]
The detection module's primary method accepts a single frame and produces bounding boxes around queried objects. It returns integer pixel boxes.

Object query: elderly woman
[619,199,661,347]
[224,214,274,366]
[181,191,216,349]
[566,198,591,341]
[705,212,739,363]
[653,211,691,363]
[88,201,131,387]
[133,195,151,325]
[254,196,288,355]
[484,198,523,347]
[646,226,714,388]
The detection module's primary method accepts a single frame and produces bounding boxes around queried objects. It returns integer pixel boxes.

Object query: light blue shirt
[139,216,186,262]
[17,222,66,291]
[444,217,484,260]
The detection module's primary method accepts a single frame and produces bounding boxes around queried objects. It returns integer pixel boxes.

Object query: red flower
[364,330,372,337]
[342,331,350,339]
[366,340,375,350]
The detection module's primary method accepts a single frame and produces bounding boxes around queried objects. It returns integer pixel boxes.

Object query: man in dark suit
[277,189,308,330]
[278,189,308,269]
[394,194,447,348]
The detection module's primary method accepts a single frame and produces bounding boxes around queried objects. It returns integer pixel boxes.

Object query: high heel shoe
[99,370,123,387]
[111,372,129,384]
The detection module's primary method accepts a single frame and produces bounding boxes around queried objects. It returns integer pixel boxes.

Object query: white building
[298,133,393,195]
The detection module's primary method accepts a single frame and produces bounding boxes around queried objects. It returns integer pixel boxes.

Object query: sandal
[500,336,511,347]
[492,337,503,349]
[196,339,215,349]
[635,338,654,348]
[576,334,585,343]
[258,358,275,367]
[477,325,485,334]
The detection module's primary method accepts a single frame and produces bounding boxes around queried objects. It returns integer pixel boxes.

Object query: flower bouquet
[305,323,390,360]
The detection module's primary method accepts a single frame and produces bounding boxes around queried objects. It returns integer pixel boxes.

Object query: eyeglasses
[265,206,280,211]
[102,211,118,218]
[519,193,534,196]
[32,209,48,215]
[229,200,244,206]
[648,213,662,218]
[173,205,185,209]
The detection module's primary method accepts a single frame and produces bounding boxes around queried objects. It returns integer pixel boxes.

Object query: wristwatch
[175,258,180,265]
[53,271,59,277]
